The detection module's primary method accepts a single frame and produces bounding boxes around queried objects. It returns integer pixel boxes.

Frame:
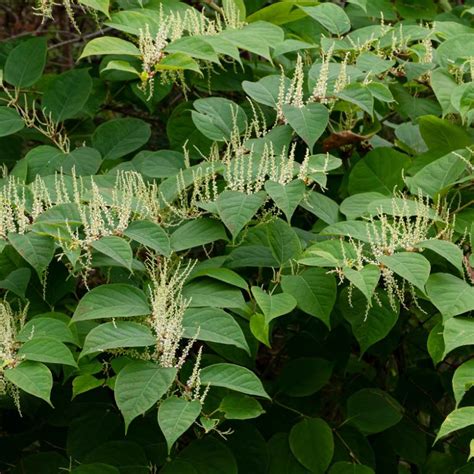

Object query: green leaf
[242,75,288,109]
[81,322,155,358]
[91,236,133,270]
[343,265,380,302]
[300,190,340,225]
[189,268,247,290]
[443,317,474,357]
[166,36,219,63]
[183,279,245,309]
[418,115,471,151]
[338,83,374,117]
[171,219,228,251]
[72,284,150,322]
[249,313,270,347]
[42,69,93,121]
[4,37,47,87]
[158,396,201,453]
[78,0,110,16]
[300,4,351,35]
[72,374,103,399]
[426,273,474,320]
[416,239,464,274]
[156,53,201,73]
[282,103,329,151]
[339,289,399,356]
[266,218,302,265]
[216,190,267,239]
[199,363,270,398]
[18,337,77,367]
[281,268,337,328]
[124,220,171,256]
[348,147,410,195]
[17,317,75,344]
[427,322,445,366]
[79,37,140,59]
[4,361,53,405]
[115,360,176,431]
[182,307,249,353]
[267,433,310,474]
[8,232,55,278]
[434,407,474,443]
[289,418,334,473]
[379,252,431,291]
[251,286,297,325]
[340,192,386,219]
[405,149,470,197]
[265,179,305,222]
[347,388,403,434]
[219,393,264,420]
[92,118,151,160]
[192,98,247,142]
[0,267,31,298]
[452,359,474,407]
[0,107,24,137]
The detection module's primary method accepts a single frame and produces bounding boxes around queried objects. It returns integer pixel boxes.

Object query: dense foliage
[1,0,474,472]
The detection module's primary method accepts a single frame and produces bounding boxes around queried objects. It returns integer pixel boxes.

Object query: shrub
[0,0,473,472]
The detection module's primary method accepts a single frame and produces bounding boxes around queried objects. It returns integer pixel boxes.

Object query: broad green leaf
[166,36,219,63]
[321,220,381,242]
[0,267,31,298]
[249,313,270,347]
[199,363,270,398]
[4,361,52,405]
[435,407,474,443]
[281,268,337,328]
[426,273,474,320]
[418,115,471,151]
[219,393,264,420]
[435,34,474,68]
[405,149,471,197]
[340,192,386,219]
[182,307,250,354]
[452,359,474,407]
[300,190,340,225]
[192,98,247,141]
[416,239,464,274]
[81,322,155,358]
[8,232,55,278]
[343,265,380,302]
[79,0,110,16]
[42,69,93,121]
[266,218,302,265]
[115,360,176,431]
[183,279,245,309]
[348,148,410,195]
[72,284,150,322]
[91,236,133,270]
[300,4,351,35]
[171,219,228,251]
[379,252,431,291]
[4,37,47,87]
[338,83,374,117]
[92,118,151,160]
[158,396,201,453]
[124,220,171,256]
[279,357,333,397]
[0,107,24,137]
[443,317,474,357]
[79,37,140,59]
[267,433,310,474]
[251,286,297,325]
[427,322,445,366]
[347,388,403,434]
[242,75,289,109]
[156,53,201,73]
[282,103,329,151]
[189,268,247,290]
[289,418,334,473]
[18,337,77,367]
[339,288,399,355]
[216,190,267,239]
[17,317,75,344]
[72,374,103,399]
[265,179,306,222]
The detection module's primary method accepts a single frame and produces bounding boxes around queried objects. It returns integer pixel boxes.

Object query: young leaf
[282,103,329,151]
[289,418,334,473]
[199,363,270,398]
[72,284,150,322]
[379,252,431,291]
[80,322,156,358]
[251,286,297,325]
[4,361,53,405]
[158,396,201,453]
[114,361,176,431]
